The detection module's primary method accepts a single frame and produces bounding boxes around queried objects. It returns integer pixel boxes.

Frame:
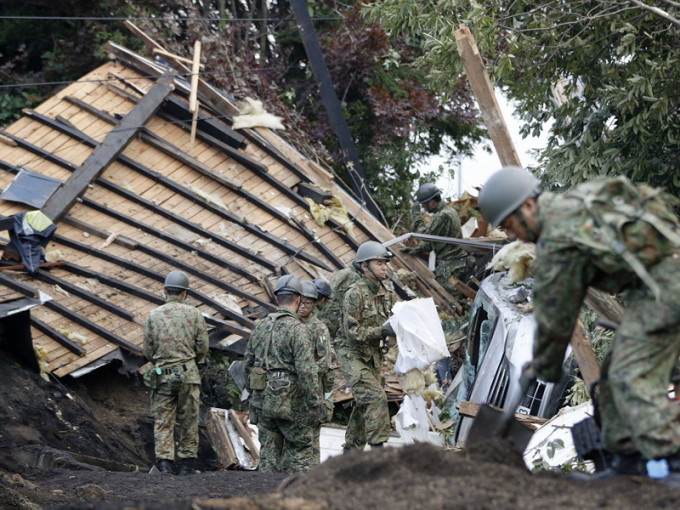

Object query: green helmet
[355,241,392,264]
[300,280,318,300]
[478,166,540,228]
[274,274,302,296]
[313,278,331,298]
[415,182,440,203]
[164,270,190,290]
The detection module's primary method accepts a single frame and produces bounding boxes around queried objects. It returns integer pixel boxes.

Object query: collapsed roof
[0,31,453,378]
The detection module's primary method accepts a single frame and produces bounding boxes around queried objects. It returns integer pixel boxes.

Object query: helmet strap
[514,207,538,243]
[363,261,388,282]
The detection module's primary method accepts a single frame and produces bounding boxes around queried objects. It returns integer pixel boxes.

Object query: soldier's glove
[321,399,334,423]
[380,320,395,338]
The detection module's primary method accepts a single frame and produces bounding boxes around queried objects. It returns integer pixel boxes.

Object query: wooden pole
[189,40,202,149]
[454,25,522,168]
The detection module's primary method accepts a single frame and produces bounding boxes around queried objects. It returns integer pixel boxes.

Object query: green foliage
[528,437,589,473]
[200,352,242,411]
[366,1,680,195]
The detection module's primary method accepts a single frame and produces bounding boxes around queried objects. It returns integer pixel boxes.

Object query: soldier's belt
[159,362,191,375]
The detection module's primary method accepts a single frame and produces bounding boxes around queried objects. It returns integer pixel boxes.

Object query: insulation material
[186,184,228,210]
[401,368,425,395]
[44,250,65,262]
[56,327,87,345]
[213,293,243,317]
[389,297,449,374]
[34,344,50,381]
[304,196,355,238]
[232,97,285,130]
[487,240,536,282]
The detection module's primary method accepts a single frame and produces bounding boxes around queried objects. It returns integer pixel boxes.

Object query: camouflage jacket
[304,310,335,394]
[532,182,680,381]
[243,307,320,410]
[412,201,466,260]
[143,296,209,384]
[340,275,398,365]
[318,264,363,338]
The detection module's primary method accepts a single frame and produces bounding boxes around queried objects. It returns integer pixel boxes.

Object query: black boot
[178,457,198,475]
[666,452,680,472]
[587,452,646,479]
[369,442,384,448]
[157,459,174,475]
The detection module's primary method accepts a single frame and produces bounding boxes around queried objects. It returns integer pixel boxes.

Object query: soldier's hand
[380,320,395,338]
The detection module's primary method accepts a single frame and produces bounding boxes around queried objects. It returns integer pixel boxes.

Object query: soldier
[143,270,209,476]
[402,182,476,298]
[299,281,335,459]
[338,241,399,452]
[312,277,332,312]
[243,275,321,472]
[317,262,363,342]
[478,166,680,478]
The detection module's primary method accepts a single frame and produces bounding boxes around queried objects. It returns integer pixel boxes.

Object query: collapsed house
[0,28,454,382]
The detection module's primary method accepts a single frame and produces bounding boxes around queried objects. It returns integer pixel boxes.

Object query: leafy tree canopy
[0,0,487,228]
[366,0,680,194]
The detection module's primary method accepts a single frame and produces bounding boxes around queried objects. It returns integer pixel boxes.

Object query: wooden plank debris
[457,400,547,429]
[455,25,522,168]
[204,408,259,470]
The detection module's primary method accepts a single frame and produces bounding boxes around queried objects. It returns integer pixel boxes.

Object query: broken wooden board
[204,408,259,470]
[457,400,547,430]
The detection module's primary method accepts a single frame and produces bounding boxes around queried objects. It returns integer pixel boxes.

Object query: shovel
[466,369,536,454]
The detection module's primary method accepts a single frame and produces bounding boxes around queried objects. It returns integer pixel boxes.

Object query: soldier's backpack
[260,312,296,421]
[568,176,680,300]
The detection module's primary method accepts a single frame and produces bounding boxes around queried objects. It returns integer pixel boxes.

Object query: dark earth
[2,346,680,509]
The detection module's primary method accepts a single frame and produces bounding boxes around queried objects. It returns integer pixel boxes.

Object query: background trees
[0,0,486,228]
[367,0,680,194]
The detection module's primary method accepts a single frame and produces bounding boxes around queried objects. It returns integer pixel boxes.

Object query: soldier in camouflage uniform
[243,275,321,472]
[143,270,209,476]
[338,241,399,451]
[479,167,680,477]
[317,263,363,341]
[402,183,476,298]
[298,281,335,459]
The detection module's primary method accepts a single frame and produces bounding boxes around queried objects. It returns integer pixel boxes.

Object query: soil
[1,347,680,510]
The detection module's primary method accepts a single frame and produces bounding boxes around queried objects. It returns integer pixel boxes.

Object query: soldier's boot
[369,442,384,449]
[178,457,198,476]
[666,452,680,472]
[585,452,646,479]
[157,459,174,475]
[342,447,352,455]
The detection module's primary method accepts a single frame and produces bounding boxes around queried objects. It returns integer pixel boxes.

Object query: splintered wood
[204,408,259,470]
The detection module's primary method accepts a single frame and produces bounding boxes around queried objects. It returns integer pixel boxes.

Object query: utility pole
[289,0,384,221]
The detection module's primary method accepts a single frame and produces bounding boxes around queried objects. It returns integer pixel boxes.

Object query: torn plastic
[8,211,56,273]
[389,297,449,374]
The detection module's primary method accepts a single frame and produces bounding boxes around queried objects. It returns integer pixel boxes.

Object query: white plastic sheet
[394,390,445,446]
[390,297,449,374]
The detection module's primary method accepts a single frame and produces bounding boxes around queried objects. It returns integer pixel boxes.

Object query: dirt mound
[279,444,680,510]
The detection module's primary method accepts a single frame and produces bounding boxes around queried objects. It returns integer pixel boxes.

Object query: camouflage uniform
[143,296,209,462]
[318,264,362,340]
[244,307,320,472]
[338,275,398,449]
[530,180,680,460]
[303,310,336,456]
[410,201,476,297]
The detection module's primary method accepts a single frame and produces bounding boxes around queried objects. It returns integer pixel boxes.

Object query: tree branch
[630,0,680,28]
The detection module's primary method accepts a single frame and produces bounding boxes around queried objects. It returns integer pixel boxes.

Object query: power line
[0,65,293,90]
[0,15,342,22]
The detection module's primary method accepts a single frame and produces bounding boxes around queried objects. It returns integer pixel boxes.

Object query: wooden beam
[454,25,522,168]
[152,48,205,68]
[570,319,600,392]
[41,73,175,222]
[30,316,87,357]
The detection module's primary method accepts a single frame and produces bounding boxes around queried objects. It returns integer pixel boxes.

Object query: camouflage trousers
[599,257,680,460]
[336,346,390,449]
[257,416,318,472]
[435,255,476,299]
[151,382,201,461]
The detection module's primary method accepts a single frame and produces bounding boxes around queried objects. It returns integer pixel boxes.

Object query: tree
[366,0,680,194]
